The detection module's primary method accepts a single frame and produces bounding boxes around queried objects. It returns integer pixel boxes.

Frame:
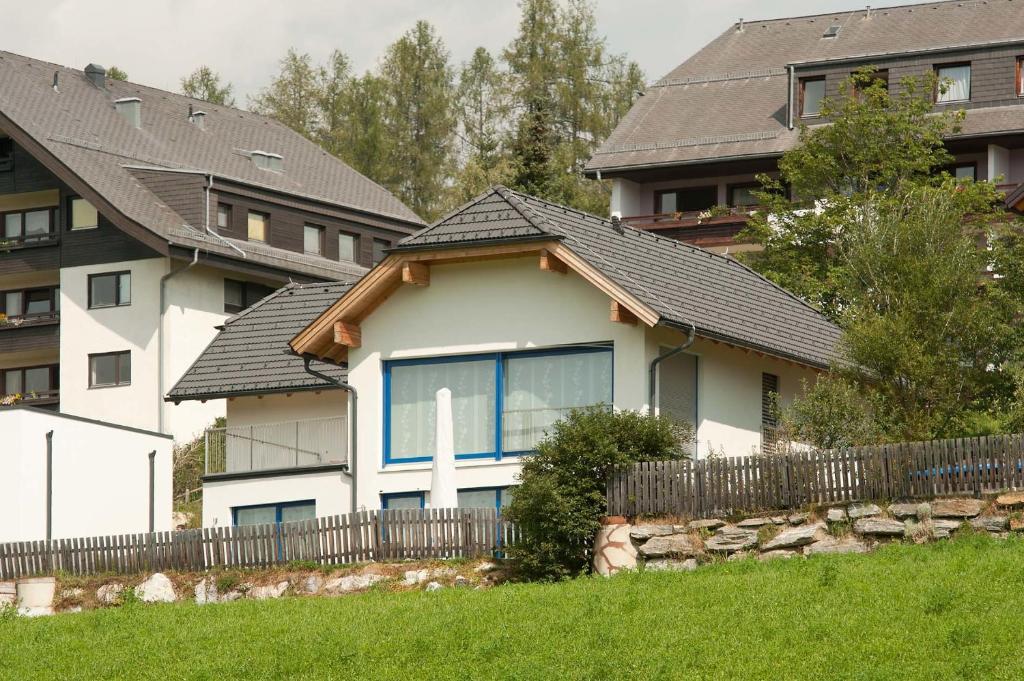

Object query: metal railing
[205,416,347,476]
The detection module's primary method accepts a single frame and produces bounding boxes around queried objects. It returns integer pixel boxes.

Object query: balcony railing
[205,416,348,476]
[0,388,59,407]
[0,311,59,329]
[0,232,60,252]
[622,207,757,232]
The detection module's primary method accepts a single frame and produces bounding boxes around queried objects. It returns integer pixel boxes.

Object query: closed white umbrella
[430,387,459,509]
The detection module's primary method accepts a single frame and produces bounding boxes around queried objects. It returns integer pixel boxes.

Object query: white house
[172,187,839,527]
[0,406,172,543]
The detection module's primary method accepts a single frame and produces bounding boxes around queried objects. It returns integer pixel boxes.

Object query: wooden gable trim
[610,300,638,325]
[547,243,660,327]
[539,249,567,274]
[402,261,430,286]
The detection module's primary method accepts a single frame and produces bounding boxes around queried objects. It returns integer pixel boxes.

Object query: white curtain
[938,65,970,102]
[389,359,495,461]
[503,350,612,451]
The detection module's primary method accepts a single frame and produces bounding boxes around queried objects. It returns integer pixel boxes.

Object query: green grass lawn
[3,533,1023,680]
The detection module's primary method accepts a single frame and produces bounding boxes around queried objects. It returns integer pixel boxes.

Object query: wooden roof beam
[610,300,638,325]
[334,321,361,348]
[402,261,430,286]
[539,249,567,274]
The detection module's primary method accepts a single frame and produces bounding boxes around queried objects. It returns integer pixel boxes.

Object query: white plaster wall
[202,470,350,527]
[0,408,172,542]
[347,256,648,510]
[227,390,347,426]
[610,178,647,218]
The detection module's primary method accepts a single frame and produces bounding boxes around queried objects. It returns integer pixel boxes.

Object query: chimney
[115,97,142,129]
[188,105,207,130]
[84,63,106,89]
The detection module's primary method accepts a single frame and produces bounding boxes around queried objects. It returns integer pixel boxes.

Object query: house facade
[587,0,1024,251]
[174,187,839,526]
[0,52,422,442]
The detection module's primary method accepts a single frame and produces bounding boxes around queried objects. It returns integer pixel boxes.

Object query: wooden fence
[607,433,1024,518]
[0,508,517,581]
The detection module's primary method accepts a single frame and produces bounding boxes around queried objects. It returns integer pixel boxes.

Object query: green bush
[505,406,692,581]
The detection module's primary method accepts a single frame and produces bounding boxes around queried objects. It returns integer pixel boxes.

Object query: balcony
[0,311,59,352]
[622,208,755,250]
[0,387,59,408]
[204,416,348,477]
[0,232,60,274]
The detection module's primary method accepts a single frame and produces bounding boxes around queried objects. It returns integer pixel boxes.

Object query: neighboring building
[175,187,840,525]
[0,52,422,442]
[586,0,1024,251]
[0,406,172,543]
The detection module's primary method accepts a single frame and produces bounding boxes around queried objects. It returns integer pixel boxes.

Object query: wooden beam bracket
[402,261,430,286]
[334,321,362,348]
[610,300,638,325]
[539,249,567,274]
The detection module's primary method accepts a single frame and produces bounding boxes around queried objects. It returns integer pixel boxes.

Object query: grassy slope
[2,534,1023,681]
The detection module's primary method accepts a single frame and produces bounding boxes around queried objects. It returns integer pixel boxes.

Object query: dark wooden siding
[0,243,60,276]
[0,141,59,195]
[59,184,159,268]
[131,170,205,228]
[0,322,59,353]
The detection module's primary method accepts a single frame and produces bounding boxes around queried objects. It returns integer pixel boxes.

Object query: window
[381,492,425,510]
[372,238,389,265]
[88,271,131,309]
[1018,57,1024,97]
[657,350,698,458]
[0,137,12,172]
[1,287,58,319]
[89,351,131,388]
[728,184,760,208]
[947,162,977,181]
[339,232,358,262]
[303,224,324,255]
[232,500,315,526]
[457,487,513,512]
[761,373,780,455]
[384,346,613,464]
[1,365,57,399]
[800,77,826,117]
[247,210,268,242]
[217,204,231,230]
[3,208,55,242]
[69,197,99,231]
[654,186,717,214]
[935,63,971,103]
[223,279,276,314]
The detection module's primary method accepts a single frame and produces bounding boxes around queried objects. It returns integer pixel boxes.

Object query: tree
[379,21,457,220]
[107,66,128,81]
[506,408,692,581]
[181,66,235,106]
[250,49,322,138]
[330,72,391,184]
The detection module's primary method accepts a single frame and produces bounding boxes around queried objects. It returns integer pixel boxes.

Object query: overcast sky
[5,0,936,103]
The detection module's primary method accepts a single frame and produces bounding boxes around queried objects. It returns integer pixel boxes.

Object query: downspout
[203,174,245,258]
[158,248,199,433]
[302,357,358,513]
[148,450,156,532]
[787,65,795,130]
[45,430,53,542]
[648,322,696,415]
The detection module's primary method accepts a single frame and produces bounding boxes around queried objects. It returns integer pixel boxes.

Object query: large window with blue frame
[232,500,316,526]
[384,344,612,464]
[381,487,514,511]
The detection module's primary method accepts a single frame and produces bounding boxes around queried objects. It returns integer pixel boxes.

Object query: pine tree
[250,49,322,138]
[180,66,235,106]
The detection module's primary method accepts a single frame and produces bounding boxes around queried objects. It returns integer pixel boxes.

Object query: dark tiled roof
[399,187,841,368]
[587,0,1024,172]
[0,51,423,278]
[168,282,351,401]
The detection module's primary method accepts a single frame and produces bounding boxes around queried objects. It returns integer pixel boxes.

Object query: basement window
[233,500,315,526]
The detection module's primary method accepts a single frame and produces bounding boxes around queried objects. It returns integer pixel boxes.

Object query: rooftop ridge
[734,0,992,28]
[594,131,781,155]
[652,68,788,88]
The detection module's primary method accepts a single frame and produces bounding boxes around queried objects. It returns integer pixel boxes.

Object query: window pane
[235,505,277,526]
[71,198,99,230]
[4,371,22,395]
[217,205,230,229]
[247,212,267,241]
[955,165,976,180]
[937,65,970,102]
[503,350,612,452]
[373,239,388,265]
[280,502,316,524]
[457,489,498,509]
[90,354,116,386]
[90,275,117,307]
[25,289,51,315]
[339,233,356,262]
[24,210,50,235]
[802,79,825,116]
[4,213,21,238]
[730,186,759,207]
[24,367,50,394]
[389,359,496,461]
[384,493,423,510]
[224,279,243,312]
[678,187,717,212]
[118,273,131,305]
[657,192,677,214]
[5,291,23,316]
[304,225,322,254]
[118,352,131,384]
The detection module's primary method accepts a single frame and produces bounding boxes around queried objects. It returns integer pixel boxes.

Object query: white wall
[610,178,647,218]
[203,470,350,527]
[0,407,172,542]
[227,390,347,426]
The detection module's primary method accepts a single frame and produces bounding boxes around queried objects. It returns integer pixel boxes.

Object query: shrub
[505,406,692,581]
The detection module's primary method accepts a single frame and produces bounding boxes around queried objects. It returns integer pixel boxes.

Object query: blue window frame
[381,491,426,510]
[457,486,513,514]
[231,499,316,526]
[383,344,613,465]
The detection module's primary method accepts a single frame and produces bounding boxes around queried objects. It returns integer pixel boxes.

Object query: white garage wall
[0,407,172,543]
[203,470,351,528]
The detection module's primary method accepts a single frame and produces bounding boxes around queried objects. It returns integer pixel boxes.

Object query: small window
[729,184,760,208]
[761,373,780,455]
[372,238,389,265]
[89,351,131,388]
[69,197,99,231]
[88,272,131,309]
[800,77,826,117]
[1017,57,1024,97]
[338,232,358,262]
[952,163,976,181]
[303,224,324,255]
[217,204,231,230]
[247,210,268,242]
[233,500,315,526]
[935,63,971,103]
[381,492,425,510]
[224,278,276,314]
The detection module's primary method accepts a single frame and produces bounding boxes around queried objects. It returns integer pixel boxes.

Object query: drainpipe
[648,322,696,415]
[203,174,245,258]
[302,357,358,513]
[787,65,795,130]
[148,450,156,532]
[158,248,199,433]
[45,430,53,542]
